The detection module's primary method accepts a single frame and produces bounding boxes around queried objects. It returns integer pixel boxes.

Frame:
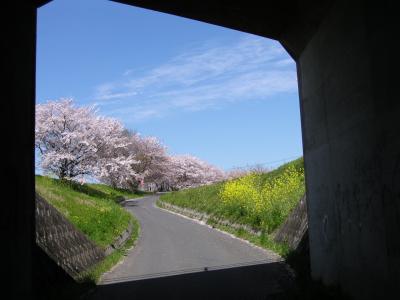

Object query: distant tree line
[35,99,225,191]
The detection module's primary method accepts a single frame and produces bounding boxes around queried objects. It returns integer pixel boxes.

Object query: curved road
[100,195,282,284]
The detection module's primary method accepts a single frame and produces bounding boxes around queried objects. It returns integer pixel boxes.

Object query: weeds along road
[100,194,284,282]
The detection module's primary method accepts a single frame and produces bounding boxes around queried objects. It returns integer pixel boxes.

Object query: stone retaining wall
[35,193,105,279]
[157,201,262,236]
[104,221,133,256]
[272,194,308,250]
[158,194,308,252]
[35,193,134,279]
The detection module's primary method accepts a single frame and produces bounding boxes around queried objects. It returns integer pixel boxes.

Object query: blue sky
[36,0,303,171]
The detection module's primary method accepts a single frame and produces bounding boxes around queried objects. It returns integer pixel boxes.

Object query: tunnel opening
[34,0,307,298]
[8,0,398,299]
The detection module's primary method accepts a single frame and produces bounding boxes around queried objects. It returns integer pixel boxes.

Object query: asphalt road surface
[100,194,283,284]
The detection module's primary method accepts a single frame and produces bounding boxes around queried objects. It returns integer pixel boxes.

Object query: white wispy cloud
[97,91,138,100]
[93,35,297,123]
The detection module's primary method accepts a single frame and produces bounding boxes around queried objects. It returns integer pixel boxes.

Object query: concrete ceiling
[111,0,334,58]
[35,0,333,58]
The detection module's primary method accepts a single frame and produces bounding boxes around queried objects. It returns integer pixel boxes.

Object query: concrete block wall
[273,194,308,250]
[35,193,105,279]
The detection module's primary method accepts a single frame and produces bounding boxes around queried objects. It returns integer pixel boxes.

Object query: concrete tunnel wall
[5,2,37,298]
[4,0,399,299]
[297,1,399,298]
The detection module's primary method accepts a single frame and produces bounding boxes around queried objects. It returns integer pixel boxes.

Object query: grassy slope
[35,175,141,248]
[159,158,305,256]
[78,219,140,283]
[36,175,145,283]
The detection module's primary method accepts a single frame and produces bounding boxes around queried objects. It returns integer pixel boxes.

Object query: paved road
[100,195,283,284]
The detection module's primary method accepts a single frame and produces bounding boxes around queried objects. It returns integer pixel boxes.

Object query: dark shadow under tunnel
[85,261,296,300]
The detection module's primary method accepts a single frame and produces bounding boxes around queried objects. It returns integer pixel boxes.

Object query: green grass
[207,219,290,257]
[88,183,150,203]
[160,181,225,215]
[160,158,305,233]
[77,216,140,284]
[159,158,305,256]
[35,175,141,248]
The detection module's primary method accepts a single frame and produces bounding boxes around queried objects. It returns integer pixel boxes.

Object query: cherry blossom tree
[94,129,139,189]
[226,164,269,180]
[225,168,250,180]
[36,99,225,190]
[127,134,171,190]
[35,99,133,181]
[168,155,225,189]
[96,131,171,191]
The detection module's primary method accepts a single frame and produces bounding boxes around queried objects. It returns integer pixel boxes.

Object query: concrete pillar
[297,0,399,298]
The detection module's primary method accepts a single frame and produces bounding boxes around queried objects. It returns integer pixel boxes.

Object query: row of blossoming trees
[35,99,225,191]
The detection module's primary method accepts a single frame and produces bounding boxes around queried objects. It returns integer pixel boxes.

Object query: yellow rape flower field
[219,161,304,233]
[161,157,305,235]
